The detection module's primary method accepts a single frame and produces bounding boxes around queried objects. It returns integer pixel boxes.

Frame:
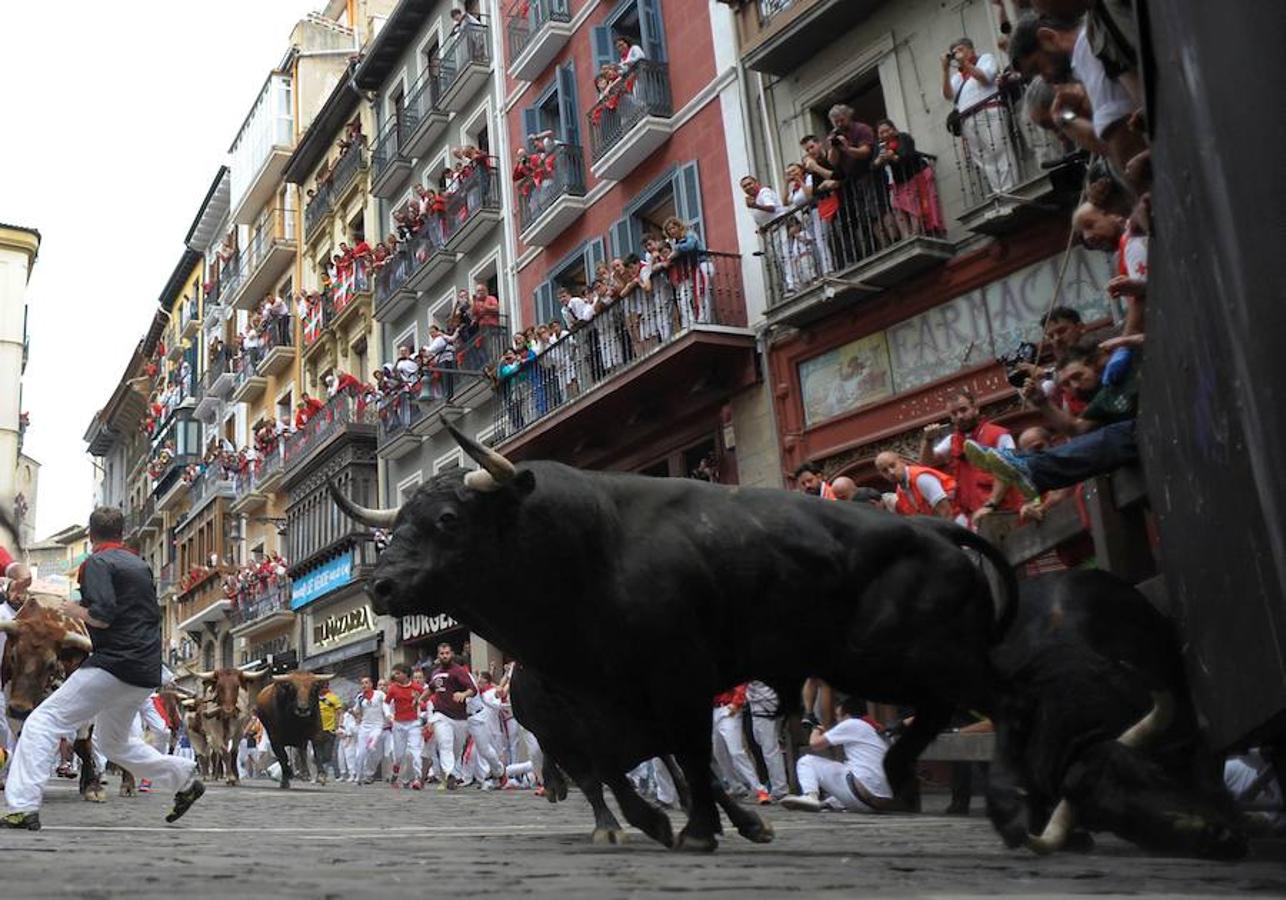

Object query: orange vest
[894,465,959,517]
[949,421,1023,515]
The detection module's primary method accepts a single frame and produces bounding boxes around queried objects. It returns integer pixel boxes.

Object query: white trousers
[468,717,503,780]
[339,738,356,777]
[6,667,195,814]
[712,707,764,795]
[354,723,384,780]
[652,757,678,807]
[795,755,875,813]
[427,714,469,780]
[750,715,789,798]
[390,720,424,783]
[963,105,1020,195]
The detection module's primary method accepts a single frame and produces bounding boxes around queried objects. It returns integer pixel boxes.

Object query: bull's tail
[918,518,1018,640]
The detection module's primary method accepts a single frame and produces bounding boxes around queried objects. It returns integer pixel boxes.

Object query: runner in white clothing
[467,672,506,787]
[350,677,388,784]
[782,697,894,813]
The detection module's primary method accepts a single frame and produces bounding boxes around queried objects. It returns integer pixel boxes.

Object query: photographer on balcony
[943,37,1017,195]
[825,104,887,260]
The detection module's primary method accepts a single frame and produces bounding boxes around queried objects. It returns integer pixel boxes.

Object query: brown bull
[254,671,333,789]
[196,667,267,785]
[0,598,105,802]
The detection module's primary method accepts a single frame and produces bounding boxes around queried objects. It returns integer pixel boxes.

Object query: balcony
[282,390,377,476]
[179,295,201,341]
[174,464,236,532]
[301,294,335,361]
[257,316,296,377]
[158,561,177,598]
[331,144,368,206]
[229,72,295,224]
[737,0,882,76]
[490,253,756,458]
[374,227,455,323]
[331,258,373,330]
[125,496,159,538]
[375,391,424,460]
[443,167,502,254]
[951,92,1082,236]
[761,164,955,326]
[370,117,413,199]
[438,19,491,112]
[229,208,297,311]
[231,354,268,404]
[194,351,236,422]
[229,579,294,635]
[518,143,588,246]
[153,452,200,511]
[304,182,334,244]
[588,60,674,182]
[219,253,245,309]
[506,0,573,81]
[401,69,450,161]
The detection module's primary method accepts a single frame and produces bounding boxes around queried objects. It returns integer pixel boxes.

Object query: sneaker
[964,440,1039,501]
[410,780,423,791]
[480,779,494,792]
[0,811,41,831]
[165,779,205,824]
[780,792,823,812]
[756,789,772,806]
[139,779,153,793]
[533,785,546,797]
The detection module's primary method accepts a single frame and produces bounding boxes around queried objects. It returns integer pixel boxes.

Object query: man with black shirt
[2,508,203,830]
[428,642,476,787]
[825,104,885,261]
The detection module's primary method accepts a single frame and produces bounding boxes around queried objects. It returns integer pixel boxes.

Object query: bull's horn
[1117,691,1174,749]
[0,619,17,634]
[443,417,516,485]
[1026,798,1074,855]
[195,671,217,682]
[311,672,335,680]
[61,630,93,652]
[327,479,399,528]
[240,667,270,678]
[464,469,502,493]
[272,674,292,683]
[180,699,196,709]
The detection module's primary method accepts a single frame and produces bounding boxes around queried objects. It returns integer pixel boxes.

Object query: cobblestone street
[3,778,1283,898]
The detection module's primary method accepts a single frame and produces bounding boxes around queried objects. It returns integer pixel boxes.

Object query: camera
[830,130,844,147]
[997,341,1040,388]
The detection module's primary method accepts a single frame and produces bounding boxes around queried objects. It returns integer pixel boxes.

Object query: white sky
[1,1,318,541]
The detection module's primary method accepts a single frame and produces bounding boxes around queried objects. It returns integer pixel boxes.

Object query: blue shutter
[521,107,541,146]
[609,217,633,260]
[534,282,555,326]
[638,0,668,63]
[550,0,570,15]
[591,26,615,71]
[556,62,580,147]
[586,237,607,275]
[673,161,705,245]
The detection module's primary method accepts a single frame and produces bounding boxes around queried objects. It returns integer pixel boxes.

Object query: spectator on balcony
[425,325,457,401]
[1007,13,1147,188]
[740,174,786,234]
[874,452,963,523]
[1029,0,1142,108]
[449,6,482,36]
[970,335,1143,497]
[394,344,420,391]
[471,282,501,330]
[872,119,946,238]
[294,393,326,430]
[663,217,711,329]
[943,37,1018,196]
[918,390,1023,527]
[1024,75,1101,157]
[826,104,891,258]
[1072,200,1147,335]
[615,35,645,74]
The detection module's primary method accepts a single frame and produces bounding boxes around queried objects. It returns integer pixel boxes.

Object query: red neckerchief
[77,541,134,582]
[362,689,374,702]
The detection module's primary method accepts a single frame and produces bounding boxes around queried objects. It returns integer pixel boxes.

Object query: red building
[493,0,769,481]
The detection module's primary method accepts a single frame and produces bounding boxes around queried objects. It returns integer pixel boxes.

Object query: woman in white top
[784,161,834,281]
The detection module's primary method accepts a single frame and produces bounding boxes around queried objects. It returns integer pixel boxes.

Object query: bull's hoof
[736,818,775,844]
[278,780,291,790]
[591,827,627,846]
[674,828,718,853]
[82,787,108,804]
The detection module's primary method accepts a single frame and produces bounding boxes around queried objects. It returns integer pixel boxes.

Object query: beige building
[0,224,40,547]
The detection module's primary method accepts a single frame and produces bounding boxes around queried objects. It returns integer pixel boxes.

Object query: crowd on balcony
[308,118,368,204]
[790,0,1152,552]
[220,554,290,609]
[495,221,717,435]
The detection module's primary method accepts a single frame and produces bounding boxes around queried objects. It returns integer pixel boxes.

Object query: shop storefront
[238,628,298,674]
[294,548,384,690]
[395,612,470,669]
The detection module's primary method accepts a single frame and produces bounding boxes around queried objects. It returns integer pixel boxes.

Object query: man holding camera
[943,36,1017,194]
[825,104,885,262]
[918,389,1023,527]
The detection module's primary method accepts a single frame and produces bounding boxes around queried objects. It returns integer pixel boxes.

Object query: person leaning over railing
[662,217,711,328]
[872,118,946,239]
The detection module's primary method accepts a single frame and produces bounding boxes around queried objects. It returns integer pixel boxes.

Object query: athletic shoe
[964,440,1039,500]
[138,779,153,793]
[480,779,494,792]
[410,780,423,791]
[0,811,40,831]
[780,792,823,812]
[756,789,772,805]
[165,779,205,824]
[533,786,546,797]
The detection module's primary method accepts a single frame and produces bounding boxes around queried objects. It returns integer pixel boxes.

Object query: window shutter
[591,26,615,71]
[534,282,555,326]
[551,0,570,14]
[556,62,580,147]
[609,216,634,259]
[586,237,607,278]
[638,0,668,63]
[521,107,541,145]
[673,161,705,245]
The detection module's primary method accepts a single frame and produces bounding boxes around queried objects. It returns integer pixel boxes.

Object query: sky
[1,1,318,541]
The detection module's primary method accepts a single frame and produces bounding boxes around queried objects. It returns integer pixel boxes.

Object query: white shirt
[567,297,595,322]
[426,334,452,363]
[1071,28,1135,138]
[0,598,16,690]
[750,186,784,229]
[949,53,1000,111]
[354,690,387,727]
[395,357,419,384]
[620,44,646,70]
[824,717,893,799]
[339,710,358,740]
[1120,233,1148,281]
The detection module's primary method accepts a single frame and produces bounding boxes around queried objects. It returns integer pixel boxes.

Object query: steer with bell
[332,421,1016,851]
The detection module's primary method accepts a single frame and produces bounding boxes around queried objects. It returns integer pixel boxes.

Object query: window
[347,209,366,244]
[521,62,580,149]
[592,0,667,68]
[809,72,887,140]
[397,472,422,503]
[533,238,607,325]
[394,326,418,356]
[608,161,705,258]
[275,390,293,425]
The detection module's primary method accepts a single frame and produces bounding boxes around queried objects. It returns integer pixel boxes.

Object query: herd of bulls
[0,422,1255,860]
[329,422,1251,858]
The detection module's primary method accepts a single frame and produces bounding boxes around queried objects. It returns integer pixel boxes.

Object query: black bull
[331,423,1016,851]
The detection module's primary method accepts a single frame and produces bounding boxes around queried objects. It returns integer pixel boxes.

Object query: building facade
[0,223,40,546]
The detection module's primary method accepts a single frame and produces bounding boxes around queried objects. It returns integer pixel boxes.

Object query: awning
[301,635,381,671]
